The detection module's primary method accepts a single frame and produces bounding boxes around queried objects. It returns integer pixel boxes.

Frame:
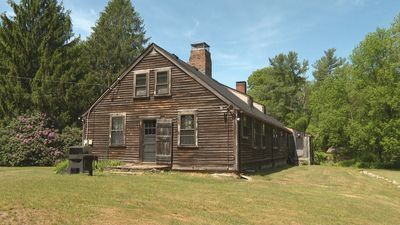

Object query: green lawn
[0,166,399,225]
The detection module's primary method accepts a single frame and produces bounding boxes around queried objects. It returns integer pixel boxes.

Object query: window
[110,113,126,146]
[134,71,149,97]
[178,110,198,147]
[281,131,287,150]
[272,128,278,149]
[155,68,171,96]
[144,120,156,135]
[241,115,249,138]
[252,119,257,148]
[261,123,266,149]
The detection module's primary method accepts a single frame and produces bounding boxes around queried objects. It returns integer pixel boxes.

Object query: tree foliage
[248,52,309,130]
[80,0,149,108]
[312,48,345,82]
[307,16,400,164]
[0,0,82,127]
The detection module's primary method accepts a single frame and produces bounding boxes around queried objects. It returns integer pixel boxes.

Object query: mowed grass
[0,166,399,225]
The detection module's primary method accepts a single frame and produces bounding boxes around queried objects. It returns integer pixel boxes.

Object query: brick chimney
[189,42,212,77]
[236,81,247,94]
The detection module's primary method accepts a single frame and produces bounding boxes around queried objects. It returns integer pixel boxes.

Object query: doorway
[142,120,156,163]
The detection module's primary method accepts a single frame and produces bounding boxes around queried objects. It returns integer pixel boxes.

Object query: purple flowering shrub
[0,113,64,166]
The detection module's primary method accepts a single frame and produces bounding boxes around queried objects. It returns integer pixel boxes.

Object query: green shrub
[54,159,69,174]
[59,126,82,154]
[94,160,124,172]
[314,151,329,165]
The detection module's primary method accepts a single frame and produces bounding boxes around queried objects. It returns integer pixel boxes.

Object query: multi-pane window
[110,114,125,146]
[134,72,148,97]
[179,113,197,146]
[155,69,171,96]
[241,115,249,138]
[144,120,156,135]
[261,123,266,149]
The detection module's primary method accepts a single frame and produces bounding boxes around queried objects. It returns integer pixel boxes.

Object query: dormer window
[134,70,149,97]
[155,68,171,96]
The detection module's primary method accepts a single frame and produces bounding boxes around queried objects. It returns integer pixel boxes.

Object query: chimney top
[191,42,210,50]
[236,81,247,94]
[189,42,212,77]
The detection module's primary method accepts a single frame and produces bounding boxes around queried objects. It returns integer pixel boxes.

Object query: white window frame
[133,70,149,98]
[109,113,126,147]
[177,109,198,147]
[154,67,172,96]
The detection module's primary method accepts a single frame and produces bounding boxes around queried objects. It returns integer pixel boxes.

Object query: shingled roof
[83,43,289,131]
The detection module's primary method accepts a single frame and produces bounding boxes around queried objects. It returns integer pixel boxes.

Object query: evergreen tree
[248,52,309,130]
[312,48,345,82]
[81,0,149,107]
[0,0,81,127]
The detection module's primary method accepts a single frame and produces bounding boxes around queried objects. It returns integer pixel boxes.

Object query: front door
[143,120,156,162]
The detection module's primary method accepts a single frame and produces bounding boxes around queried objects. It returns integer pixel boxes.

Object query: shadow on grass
[243,164,295,177]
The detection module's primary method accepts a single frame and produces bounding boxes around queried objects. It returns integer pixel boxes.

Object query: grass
[0,166,399,225]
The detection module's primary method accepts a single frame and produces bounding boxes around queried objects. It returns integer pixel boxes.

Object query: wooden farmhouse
[82,42,297,172]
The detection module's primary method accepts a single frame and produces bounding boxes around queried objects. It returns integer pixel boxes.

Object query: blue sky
[1,0,400,87]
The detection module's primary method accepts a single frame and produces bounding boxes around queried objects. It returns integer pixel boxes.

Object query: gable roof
[83,43,289,131]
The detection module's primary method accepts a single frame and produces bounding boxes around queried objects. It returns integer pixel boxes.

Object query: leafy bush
[54,159,69,174]
[95,160,124,172]
[59,126,82,154]
[0,112,64,166]
[314,151,329,165]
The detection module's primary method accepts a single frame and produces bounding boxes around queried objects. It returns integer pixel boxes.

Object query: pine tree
[81,0,149,107]
[0,0,81,127]
[248,52,309,130]
[312,48,345,82]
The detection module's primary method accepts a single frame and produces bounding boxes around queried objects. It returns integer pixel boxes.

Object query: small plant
[94,160,124,172]
[54,159,69,174]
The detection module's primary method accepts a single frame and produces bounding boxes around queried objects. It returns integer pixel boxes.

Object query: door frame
[140,117,158,163]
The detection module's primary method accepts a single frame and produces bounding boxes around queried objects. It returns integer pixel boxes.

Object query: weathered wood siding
[84,50,235,171]
[238,113,291,170]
